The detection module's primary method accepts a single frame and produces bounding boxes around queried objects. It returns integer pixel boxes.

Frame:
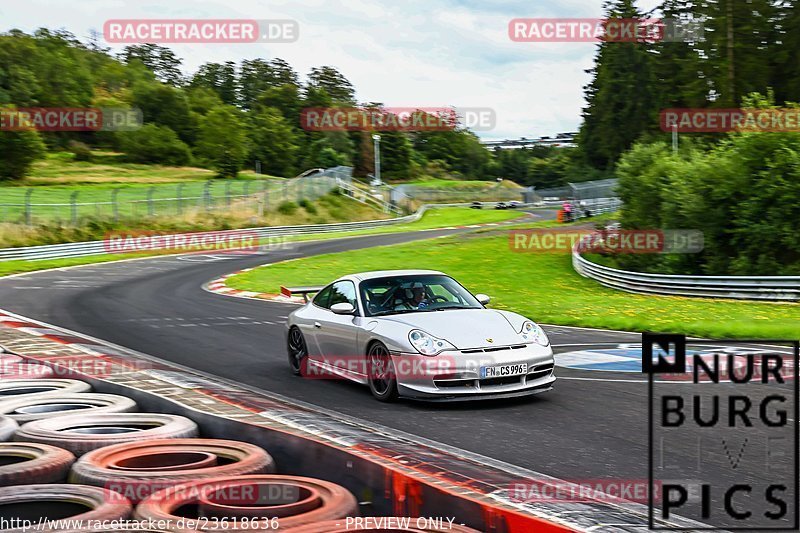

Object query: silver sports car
[285,270,555,401]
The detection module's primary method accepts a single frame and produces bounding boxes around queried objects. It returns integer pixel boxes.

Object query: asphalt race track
[0,219,793,525]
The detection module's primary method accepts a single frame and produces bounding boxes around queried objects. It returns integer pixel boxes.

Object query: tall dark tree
[772,0,800,103]
[695,0,778,106]
[239,58,299,110]
[578,0,658,169]
[306,66,356,104]
[651,0,708,109]
[379,131,412,179]
[190,61,238,106]
[120,44,183,86]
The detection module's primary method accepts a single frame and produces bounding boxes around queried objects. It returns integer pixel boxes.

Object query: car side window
[328,281,357,310]
[313,285,333,309]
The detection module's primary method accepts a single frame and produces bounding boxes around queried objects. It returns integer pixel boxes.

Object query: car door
[313,280,362,375]
[301,284,333,362]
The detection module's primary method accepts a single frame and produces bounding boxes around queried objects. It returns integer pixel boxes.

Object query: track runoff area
[0,221,796,531]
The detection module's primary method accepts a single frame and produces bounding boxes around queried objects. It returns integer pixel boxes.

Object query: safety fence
[563,198,622,219]
[0,169,347,226]
[527,178,619,205]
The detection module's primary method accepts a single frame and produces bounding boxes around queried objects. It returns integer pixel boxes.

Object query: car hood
[379,309,522,349]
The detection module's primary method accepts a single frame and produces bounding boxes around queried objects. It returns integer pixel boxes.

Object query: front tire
[287,327,308,376]
[367,342,398,402]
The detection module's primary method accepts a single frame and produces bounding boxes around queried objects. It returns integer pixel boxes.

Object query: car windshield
[359,274,483,317]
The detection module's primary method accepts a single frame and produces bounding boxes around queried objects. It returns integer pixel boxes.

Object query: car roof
[338,269,446,282]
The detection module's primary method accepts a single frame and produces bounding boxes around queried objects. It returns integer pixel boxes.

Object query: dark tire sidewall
[367,343,398,402]
[287,327,308,376]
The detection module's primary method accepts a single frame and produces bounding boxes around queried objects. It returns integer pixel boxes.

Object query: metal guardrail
[573,246,800,302]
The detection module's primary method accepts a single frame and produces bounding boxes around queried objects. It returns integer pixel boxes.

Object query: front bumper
[391,343,555,400]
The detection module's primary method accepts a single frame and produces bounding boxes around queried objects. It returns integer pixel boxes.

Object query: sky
[0,0,662,140]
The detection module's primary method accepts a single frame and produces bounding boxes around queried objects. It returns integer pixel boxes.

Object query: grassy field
[0,152,289,223]
[22,151,269,184]
[227,222,800,339]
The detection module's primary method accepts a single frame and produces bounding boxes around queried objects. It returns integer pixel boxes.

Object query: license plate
[481,363,528,378]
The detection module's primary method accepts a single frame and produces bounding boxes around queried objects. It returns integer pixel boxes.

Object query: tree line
[0,29,581,186]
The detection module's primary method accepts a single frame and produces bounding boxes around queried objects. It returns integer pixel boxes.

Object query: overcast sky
[1,0,661,139]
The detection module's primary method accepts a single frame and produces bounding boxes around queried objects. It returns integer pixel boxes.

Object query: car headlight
[520,321,549,346]
[408,329,456,356]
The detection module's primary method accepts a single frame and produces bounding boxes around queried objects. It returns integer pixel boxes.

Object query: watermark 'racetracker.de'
[103,230,265,255]
[300,107,496,132]
[509,229,704,254]
[662,108,800,133]
[0,107,141,131]
[509,18,703,43]
[104,19,298,43]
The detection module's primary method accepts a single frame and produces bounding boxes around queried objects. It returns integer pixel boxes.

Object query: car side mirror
[331,302,356,315]
[475,294,491,305]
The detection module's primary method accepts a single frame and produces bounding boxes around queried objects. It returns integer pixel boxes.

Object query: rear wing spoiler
[280,286,323,303]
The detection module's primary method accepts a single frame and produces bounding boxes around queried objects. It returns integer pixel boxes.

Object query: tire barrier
[285,519,482,532]
[136,475,358,531]
[15,413,199,456]
[0,362,54,380]
[0,484,131,532]
[0,393,137,423]
[1,309,639,532]
[0,442,75,485]
[0,378,92,399]
[71,439,276,504]
[0,415,17,441]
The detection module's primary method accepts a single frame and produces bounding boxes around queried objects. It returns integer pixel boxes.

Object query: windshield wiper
[433,306,475,311]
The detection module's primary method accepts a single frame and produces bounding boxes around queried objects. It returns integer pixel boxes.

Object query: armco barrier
[573,248,800,301]
[0,309,706,532]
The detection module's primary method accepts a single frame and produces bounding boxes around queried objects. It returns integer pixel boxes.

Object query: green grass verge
[24,151,269,184]
[227,223,800,340]
[390,207,525,229]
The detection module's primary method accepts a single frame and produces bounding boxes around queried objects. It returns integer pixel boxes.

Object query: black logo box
[643,333,799,531]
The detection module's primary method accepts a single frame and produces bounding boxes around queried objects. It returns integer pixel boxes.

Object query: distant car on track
[508,201,522,208]
[470,201,483,209]
[494,202,508,209]
[285,270,555,402]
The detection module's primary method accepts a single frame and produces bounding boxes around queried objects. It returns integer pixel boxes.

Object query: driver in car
[408,282,430,309]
